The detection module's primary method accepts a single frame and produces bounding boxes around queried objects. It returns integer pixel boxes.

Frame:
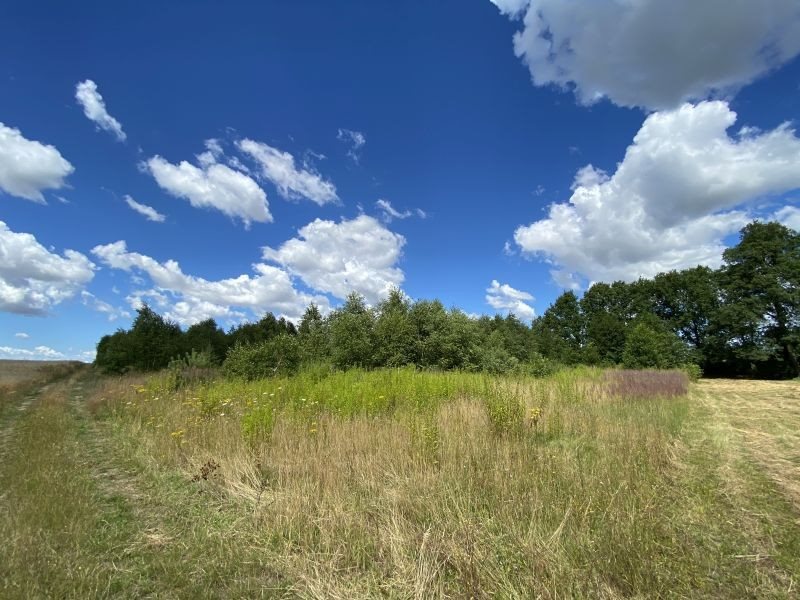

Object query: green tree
[297,303,329,362]
[622,321,690,370]
[718,221,800,377]
[373,289,416,367]
[409,299,450,368]
[127,304,183,371]
[534,291,584,364]
[650,267,721,357]
[94,330,134,374]
[328,292,376,369]
[183,318,227,364]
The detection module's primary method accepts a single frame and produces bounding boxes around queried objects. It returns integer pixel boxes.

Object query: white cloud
[375,199,426,223]
[80,290,131,321]
[124,195,165,223]
[774,205,800,231]
[91,241,328,326]
[0,345,65,360]
[486,280,536,321]
[0,221,95,315]
[197,138,224,168]
[337,128,366,163]
[75,80,126,141]
[262,215,405,304]
[514,101,800,285]
[489,0,528,17]
[491,0,800,109]
[145,154,271,226]
[14,332,29,339]
[0,123,74,202]
[237,139,338,205]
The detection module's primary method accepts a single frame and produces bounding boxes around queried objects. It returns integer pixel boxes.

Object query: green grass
[2,367,799,597]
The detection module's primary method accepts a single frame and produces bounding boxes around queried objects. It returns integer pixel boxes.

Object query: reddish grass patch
[604,369,689,400]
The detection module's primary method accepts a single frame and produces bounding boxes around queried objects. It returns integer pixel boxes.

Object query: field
[0,359,84,387]
[1,364,798,598]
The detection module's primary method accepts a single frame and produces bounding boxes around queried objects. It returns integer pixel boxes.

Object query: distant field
[0,360,84,387]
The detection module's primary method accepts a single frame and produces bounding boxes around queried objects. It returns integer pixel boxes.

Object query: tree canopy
[95,221,800,379]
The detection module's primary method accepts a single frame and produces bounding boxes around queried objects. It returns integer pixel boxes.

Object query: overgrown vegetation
[95,221,800,380]
[70,367,800,597]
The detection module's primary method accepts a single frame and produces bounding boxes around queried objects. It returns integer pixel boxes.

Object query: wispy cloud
[75,79,126,141]
[124,195,166,223]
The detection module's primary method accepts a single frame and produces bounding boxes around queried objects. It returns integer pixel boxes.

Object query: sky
[2,0,800,361]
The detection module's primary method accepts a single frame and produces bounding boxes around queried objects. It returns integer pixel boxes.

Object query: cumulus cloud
[490,0,800,109]
[91,241,329,326]
[124,195,165,223]
[75,80,126,141]
[237,139,338,205]
[486,280,536,321]
[774,205,800,231]
[0,123,74,202]
[262,215,405,304]
[375,199,426,222]
[513,101,800,286]
[0,345,65,359]
[14,332,29,339]
[0,221,95,315]
[337,128,366,163]
[145,154,271,226]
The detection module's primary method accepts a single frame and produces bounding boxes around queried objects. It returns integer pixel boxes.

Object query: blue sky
[2,0,800,361]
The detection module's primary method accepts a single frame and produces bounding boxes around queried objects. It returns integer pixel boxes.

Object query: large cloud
[237,139,338,205]
[514,101,800,285]
[0,221,95,314]
[486,280,536,320]
[490,0,800,109]
[75,80,126,141]
[0,123,74,202]
[91,241,329,325]
[145,154,271,226]
[263,215,405,304]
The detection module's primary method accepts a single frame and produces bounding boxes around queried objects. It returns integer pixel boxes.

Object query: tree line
[94,221,800,379]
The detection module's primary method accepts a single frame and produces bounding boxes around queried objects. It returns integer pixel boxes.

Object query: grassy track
[0,369,798,597]
[0,369,289,598]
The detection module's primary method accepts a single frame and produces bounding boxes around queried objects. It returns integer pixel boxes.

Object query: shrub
[622,323,690,370]
[519,352,560,378]
[223,335,301,380]
[680,363,703,382]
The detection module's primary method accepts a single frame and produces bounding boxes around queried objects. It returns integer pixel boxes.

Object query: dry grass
[0,359,83,386]
[6,367,799,597]
[90,368,703,597]
[696,379,800,510]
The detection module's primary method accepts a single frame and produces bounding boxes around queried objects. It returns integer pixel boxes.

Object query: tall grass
[87,367,712,596]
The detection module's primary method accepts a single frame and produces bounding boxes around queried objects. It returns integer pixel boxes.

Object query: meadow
[1,364,799,598]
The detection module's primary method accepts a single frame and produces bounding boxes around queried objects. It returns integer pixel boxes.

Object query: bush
[518,353,560,378]
[165,349,217,389]
[680,363,703,382]
[622,323,690,370]
[223,335,301,380]
[479,343,519,374]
